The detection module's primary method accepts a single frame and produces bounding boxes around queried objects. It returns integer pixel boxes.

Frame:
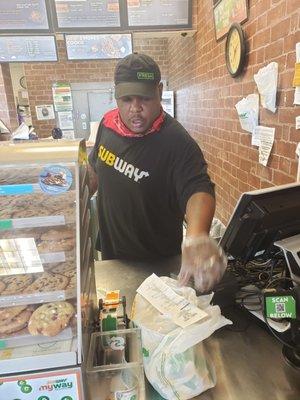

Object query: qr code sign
[275,303,285,313]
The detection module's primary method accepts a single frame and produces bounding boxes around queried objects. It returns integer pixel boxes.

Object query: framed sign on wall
[213,0,248,41]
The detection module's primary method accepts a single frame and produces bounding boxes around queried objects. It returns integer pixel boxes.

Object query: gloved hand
[178,234,227,293]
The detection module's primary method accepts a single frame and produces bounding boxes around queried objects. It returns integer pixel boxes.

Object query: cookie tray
[0,327,73,349]
[0,288,77,308]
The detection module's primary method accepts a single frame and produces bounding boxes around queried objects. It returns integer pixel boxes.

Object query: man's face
[116,83,163,134]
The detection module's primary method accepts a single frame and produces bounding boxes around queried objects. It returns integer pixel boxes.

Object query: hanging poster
[213,0,248,41]
[52,82,73,112]
[36,104,55,120]
[58,111,74,130]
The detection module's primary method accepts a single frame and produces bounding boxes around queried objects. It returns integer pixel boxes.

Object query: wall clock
[19,75,27,89]
[225,23,246,78]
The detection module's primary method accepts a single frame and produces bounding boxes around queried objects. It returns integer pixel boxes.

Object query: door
[71,82,116,139]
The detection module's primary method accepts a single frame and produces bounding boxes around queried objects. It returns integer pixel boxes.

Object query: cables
[227,253,287,314]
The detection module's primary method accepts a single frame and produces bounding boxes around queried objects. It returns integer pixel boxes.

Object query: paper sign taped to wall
[36,104,55,120]
[254,126,275,167]
[254,62,278,113]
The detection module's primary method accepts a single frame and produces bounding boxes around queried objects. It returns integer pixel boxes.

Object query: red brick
[248,173,261,188]
[278,107,298,124]
[265,39,284,60]
[286,52,296,68]
[267,2,286,26]
[286,0,300,13]
[290,127,300,142]
[273,170,295,185]
[280,70,295,89]
[276,141,297,157]
[278,157,291,174]
[290,160,298,177]
[253,28,271,49]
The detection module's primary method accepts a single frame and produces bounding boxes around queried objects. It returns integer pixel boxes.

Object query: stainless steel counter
[94,258,300,400]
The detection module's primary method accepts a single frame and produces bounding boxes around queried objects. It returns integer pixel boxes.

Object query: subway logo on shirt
[98,145,149,183]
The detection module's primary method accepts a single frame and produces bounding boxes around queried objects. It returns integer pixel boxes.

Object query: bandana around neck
[103,108,165,137]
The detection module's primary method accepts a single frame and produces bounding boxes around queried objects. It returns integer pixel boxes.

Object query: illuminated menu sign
[65,34,132,60]
[54,0,120,28]
[0,36,58,63]
[127,0,190,27]
[0,0,49,30]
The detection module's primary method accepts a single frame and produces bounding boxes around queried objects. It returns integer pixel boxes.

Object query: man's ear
[158,82,163,99]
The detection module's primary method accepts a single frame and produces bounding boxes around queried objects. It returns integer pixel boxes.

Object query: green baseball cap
[114,53,161,99]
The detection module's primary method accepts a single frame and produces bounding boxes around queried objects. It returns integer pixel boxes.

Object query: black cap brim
[115,82,158,99]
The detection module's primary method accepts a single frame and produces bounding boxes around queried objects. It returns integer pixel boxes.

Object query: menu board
[0,36,58,63]
[54,0,121,28]
[65,34,132,60]
[127,0,191,27]
[0,0,49,31]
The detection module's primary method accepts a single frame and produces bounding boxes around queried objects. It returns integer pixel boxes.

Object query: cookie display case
[0,140,96,398]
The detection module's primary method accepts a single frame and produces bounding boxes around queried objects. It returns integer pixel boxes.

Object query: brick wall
[0,64,18,131]
[23,37,169,137]
[168,0,300,224]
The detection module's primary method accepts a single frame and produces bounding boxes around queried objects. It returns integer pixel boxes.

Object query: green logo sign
[142,347,149,357]
[61,396,73,400]
[0,219,12,231]
[265,295,296,319]
[38,396,50,400]
[137,72,154,80]
[17,380,27,387]
[21,385,32,394]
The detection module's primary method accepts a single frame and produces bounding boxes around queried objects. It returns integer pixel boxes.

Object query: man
[89,53,226,292]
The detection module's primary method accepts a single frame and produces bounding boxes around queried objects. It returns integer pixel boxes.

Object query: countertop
[94,257,300,400]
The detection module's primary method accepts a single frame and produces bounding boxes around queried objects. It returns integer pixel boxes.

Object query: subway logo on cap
[137,72,155,80]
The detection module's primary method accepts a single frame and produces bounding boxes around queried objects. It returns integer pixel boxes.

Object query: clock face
[228,30,241,72]
[225,23,246,77]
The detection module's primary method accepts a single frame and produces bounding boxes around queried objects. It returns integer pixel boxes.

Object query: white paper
[235,93,259,133]
[254,62,278,113]
[136,274,208,328]
[0,119,10,133]
[35,104,55,120]
[296,116,300,130]
[58,111,74,130]
[62,130,75,139]
[11,122,29,139]
[296,143,300,182]
[88,121,100,143]
[296,42,300,62]
[294,87,300,105]
[252,126,261,146]
[254,126,275,166]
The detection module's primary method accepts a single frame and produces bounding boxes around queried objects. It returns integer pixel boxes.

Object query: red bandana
[103,108,165,137]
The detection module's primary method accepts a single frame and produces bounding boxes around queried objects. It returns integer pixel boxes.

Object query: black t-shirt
[89,113,215,260]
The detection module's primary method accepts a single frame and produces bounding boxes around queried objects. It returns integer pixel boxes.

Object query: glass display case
[0,140,96,397]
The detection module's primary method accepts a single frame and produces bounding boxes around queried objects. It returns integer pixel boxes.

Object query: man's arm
[178,192,226,293]
[88,163,98,196]
[185,192,215,237]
